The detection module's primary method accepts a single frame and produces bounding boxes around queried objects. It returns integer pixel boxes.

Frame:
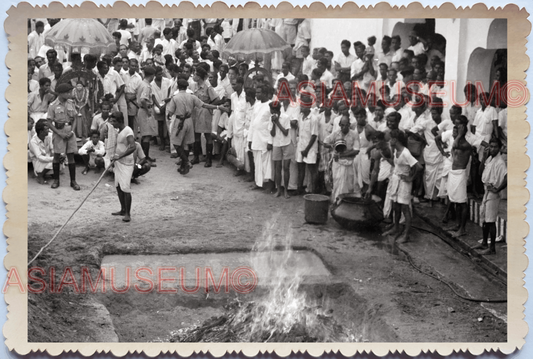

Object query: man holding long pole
[109,112,136,223]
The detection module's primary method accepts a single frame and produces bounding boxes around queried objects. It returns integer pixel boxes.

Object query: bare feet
[445,225,460,232]
[122,214,131,222]
[396,233,409,243]
[382,227,399,237]
[478,248,496,255]
[275,190,282,197]
[472,243,488,250]
[384,222,395,231]
[216,163,224,168]
[284,189,291,199]
[451,229,467,237]
[36,176,48,185]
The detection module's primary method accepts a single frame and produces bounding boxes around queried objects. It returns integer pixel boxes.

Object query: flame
[170,215,358,342]
[237,216,308,341]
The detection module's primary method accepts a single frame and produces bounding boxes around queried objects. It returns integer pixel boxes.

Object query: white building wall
[438,18,495,107]
[309,18,383,57]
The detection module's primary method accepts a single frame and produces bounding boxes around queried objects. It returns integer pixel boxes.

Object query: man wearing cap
[46,83,80,190]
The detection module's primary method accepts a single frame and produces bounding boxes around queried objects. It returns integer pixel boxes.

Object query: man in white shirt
[29,119,54,184]
[38,49,58,79]
[79,129,106,175]
[292,19,311,75]
[121,58,143,130]
[317,58,334,89]
[296,100,319,194]
[268,101,294,199]
[350,41,376,92]
[209,24,226,53]
[385,69,405,102]
[390,35,403,63]
[228,77,248,175]
[217,64,234,98]
[335,40,356,83]
[98,60,127,122]
[28,21,45,59]
[161,28,177,57]
[407,31,428,56]
[247,85,273,189]
[117,19,132,47]
[179,28,202,52]
[138,18,156,48]
[300,46,315,79]
[281,19,298,46]
[274,62,295,89]
[472,93,498,154]
[377,35,393,68]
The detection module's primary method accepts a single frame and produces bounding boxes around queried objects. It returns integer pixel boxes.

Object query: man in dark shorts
[46,83,80,190]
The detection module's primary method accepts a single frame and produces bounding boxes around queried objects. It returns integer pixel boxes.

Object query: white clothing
[498,107,507,138]
[247,101,272,151]
[390,48,403,63]
[302,55,316,79]
[253,150,272,186]
[376,51,392,67]
[408,42,426,56]
[320,70,335,89]
[447,169,468,203]
[473,106,497,143]
[28,31,45,59]
[78,140,106,167]
[29,133,53,175]
[151,78,172,112]
[296,110,319,164]
[117,29,132,46]
[274,72,295,89]
[387,148,417,205]
[268,113,292,147]
[336,52,356,69]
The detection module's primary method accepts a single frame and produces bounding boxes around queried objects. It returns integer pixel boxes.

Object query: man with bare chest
[446,116,471,237]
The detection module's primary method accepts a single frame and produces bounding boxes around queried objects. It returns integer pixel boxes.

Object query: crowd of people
[27,18,507,251]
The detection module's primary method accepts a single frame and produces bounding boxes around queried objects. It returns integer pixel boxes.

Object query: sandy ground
[27,150,507,342]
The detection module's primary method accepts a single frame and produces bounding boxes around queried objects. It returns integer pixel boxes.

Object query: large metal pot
[330,193,384,231]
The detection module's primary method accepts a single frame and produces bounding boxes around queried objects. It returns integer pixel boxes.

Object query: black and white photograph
[22,13,514,346]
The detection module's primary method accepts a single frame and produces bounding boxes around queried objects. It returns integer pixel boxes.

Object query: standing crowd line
[27,18,507,249]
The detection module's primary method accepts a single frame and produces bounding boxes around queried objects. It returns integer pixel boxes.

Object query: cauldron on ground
[330,194,384,230]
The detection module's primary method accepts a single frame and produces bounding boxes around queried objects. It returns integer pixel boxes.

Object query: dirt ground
[26,151,507,343]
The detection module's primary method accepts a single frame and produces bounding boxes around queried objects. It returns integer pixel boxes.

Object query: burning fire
[170,216,357,342]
